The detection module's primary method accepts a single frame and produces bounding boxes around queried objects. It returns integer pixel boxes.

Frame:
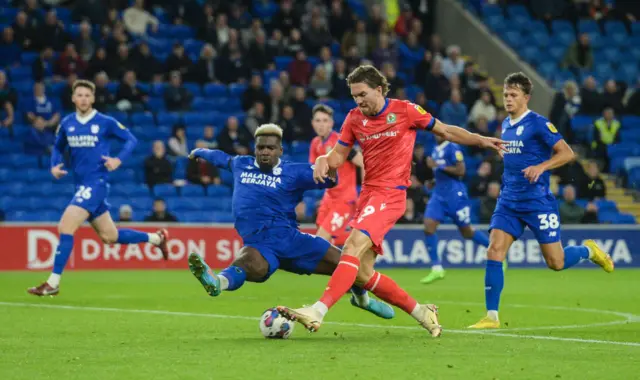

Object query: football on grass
[259,308,294,339]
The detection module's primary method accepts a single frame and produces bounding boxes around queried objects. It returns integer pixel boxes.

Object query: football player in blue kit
[469,72,614,329]
[186,123,394,320]
[420,135,490,284]
[28,80,169,297]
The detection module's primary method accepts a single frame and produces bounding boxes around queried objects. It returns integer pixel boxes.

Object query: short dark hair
[346,65,390,96]
[312,104,334,117]
[504,72,533,95]
[72,79,95,94]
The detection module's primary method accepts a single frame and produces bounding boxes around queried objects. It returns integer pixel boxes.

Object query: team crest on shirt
[546,122,558,133]
[69,127,75,132]
[516,126,524,136]
[386,113,397,124]
[91,124,100,134]
[273,167,282,176]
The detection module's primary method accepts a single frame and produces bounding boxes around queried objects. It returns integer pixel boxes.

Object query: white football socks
[410,304,423,321]
[148,233,162,245]
[432,264,443,271]
[47,273,61,288]
[487,310,499,321]
[312,301,329,318]
[586,245,594,259]
[218,274,229,291]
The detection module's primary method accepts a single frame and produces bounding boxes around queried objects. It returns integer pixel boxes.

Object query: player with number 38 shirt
[277,65,507,337]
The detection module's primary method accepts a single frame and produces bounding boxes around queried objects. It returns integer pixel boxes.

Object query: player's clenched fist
[189,148,205,160]
[522,164,546,183]
[102,156,122,171]
[50,163,68,179]
[313,155,330,183]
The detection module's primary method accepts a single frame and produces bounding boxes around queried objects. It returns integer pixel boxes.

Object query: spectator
[267,29,287,57]
[469,90,497,125]
[550,80,581,139]
[164,71,193,112]
[242,74,270,111]
[85,47,110,81]
[414,92,437,117]
[382,63,405,98]
[303,17,332,57]
[330,59,349,99]
[424,59,450,104]
[72,0,107,25]
[562,33,594,74]
[198,125,218,149]
[27,82,60,132]
[602,80,624,115]
[469,161,493,197]
[106,23,130,57]
[367,4,387,36]
[60,73,78,111]
[408,174,427,213]
[288,50,312,86]
[23,0,42,30]
[584,161,606,201]
[36,10,67,52]
[344,45,362,73]
[286,28,304,57]
[75,21,96,62]
[397,198,420,224]
[579,76,602,115]
[440,89,468,127]
[144,141,173,187]
[123,0,159,36]
[55,43,86,77]
[119,205,133,222]
[165,43,192,78]
[309,65,333,99]
[625,78,640,116]
[318,46,335,79]
[187,141,221,186]
[228,4,251,30]
[266,81,285,123]
[590,107,620,171]
[278,104,297,143]
[13,11,35,50]
[24,115,54,155]
[560,185,587,224]
[32,48,55,83]
[144,199,178,222]
[342,20,374,58]
[245,102,268,135]
[197,3,217,45]
[399,33,425,70]
[133,42,162,83]
[415,50,433,87]
[0,27,21,68]
[218,48,250,84]
[190,43,219,84]
[217,116,251,155]
[0,71,16,132]
[272,0,300,37]
[213,13,230,48]
[291,87,312,128]
[111,43,137,81]
[553,155,589,197]
[247,31,274,72]
[394,4,414,38]
[329,0,353,42]
[413,145,430,184]
[371,33,398,69]
[242,17,264,48]
[442,45,465,80]
[93,72,116,112]
[168,124,189,157]
[480,182,500,223]
[116,71,147,112]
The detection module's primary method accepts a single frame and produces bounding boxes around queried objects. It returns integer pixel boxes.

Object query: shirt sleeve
[51,124,67,168]
[108,117,138,162]
[297,163,338,190]
[193,148,234,170]
[538,119,563,149]
[337,112,356,147]
[407,102,435,130]
[452,146,464,164]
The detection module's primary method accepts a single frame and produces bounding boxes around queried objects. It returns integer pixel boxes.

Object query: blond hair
[254,123,283,139]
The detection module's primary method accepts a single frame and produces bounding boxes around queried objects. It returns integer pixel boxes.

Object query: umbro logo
[362,119,368,126]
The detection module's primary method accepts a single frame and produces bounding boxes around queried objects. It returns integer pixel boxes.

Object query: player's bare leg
[278,229,442,336]
[459,225,504,270]
[421,218,445,284]
[188,247,267,296]
[28,205,88,296]
[469,229,512,329]
[90,212,169,259]
[540,241,614,273]
[314,245,395,320]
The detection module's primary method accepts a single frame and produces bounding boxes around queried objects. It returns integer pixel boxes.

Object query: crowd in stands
[0,0,630,224]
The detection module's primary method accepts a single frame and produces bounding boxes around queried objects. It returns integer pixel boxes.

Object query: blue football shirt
[431,141,467,200]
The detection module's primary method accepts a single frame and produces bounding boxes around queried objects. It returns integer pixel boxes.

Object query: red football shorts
[350,187,407,255]
[316,198,356,247]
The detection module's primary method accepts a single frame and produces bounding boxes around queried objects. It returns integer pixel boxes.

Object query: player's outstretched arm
[431,120,507,154]
[314,144,350,184]
[189,148,233,170]
[522,140,575,183]
[301,163,339,190]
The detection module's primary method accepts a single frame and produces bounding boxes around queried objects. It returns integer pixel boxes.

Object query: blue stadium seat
[145,97,165,112]
[181,184,205,197]
[274,56,294,71]
[484,14,506,33]
[207,185,232,196]
[500,30,523,49]
[183,112,218,125]
[131,112,155,126]
[191,97,217,111]
[153,184,178,197]
[604,20,627,36]
[291,141,311,154]
[203,83,227,97]
[155,111,181,126]
[183,82,202,97]
[548,45,566,61]
[129,196,153,211]
[229,83,248,97]
[571,115,594,131]
[536,61,557,80]
[578,19,600,34]
[616,64,638,84]
[166,197,199,211]
[107,111,129,124]
[594,63,614,80]
[506,4,531,25]
[109,169,137,182]
[595,199,618,212]
[212,212,235,223]
[622,116,640,129]
[608,143,640,159]
[619,129,640,143]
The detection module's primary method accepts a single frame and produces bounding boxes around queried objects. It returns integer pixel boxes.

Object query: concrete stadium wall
[435,0,554,116]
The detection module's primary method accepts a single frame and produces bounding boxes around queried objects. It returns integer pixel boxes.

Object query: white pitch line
[1,301,639,347]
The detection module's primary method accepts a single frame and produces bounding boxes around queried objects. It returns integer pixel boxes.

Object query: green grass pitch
[1,269,639,379]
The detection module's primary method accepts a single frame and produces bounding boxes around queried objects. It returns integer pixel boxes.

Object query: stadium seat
[578,19,600,35]
[153,184,178,197]
[212,212,234,223]
[131,112,155,126]
[229,83,248,97]
[274,56,294,71]
[622,116,640,130]
[203,83,227,97]
[207,185,232,196]
[181,184,206,197]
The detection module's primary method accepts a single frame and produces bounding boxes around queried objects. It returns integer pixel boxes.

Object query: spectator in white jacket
[123,0,159,36]
[441,45,465,80]
[469,90,497,124]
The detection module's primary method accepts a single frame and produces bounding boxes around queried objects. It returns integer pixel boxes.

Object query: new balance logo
[362,119,368,126]
[549,232,557,237]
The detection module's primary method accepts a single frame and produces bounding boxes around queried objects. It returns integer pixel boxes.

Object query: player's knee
[57,221,76,236]
[546,257,564,271]
[342,232,371,259]
[460,227,475,239]
[233,256,268,282]
[99,230,118,244]
[424,226,436,235]
[486,244,507,261]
